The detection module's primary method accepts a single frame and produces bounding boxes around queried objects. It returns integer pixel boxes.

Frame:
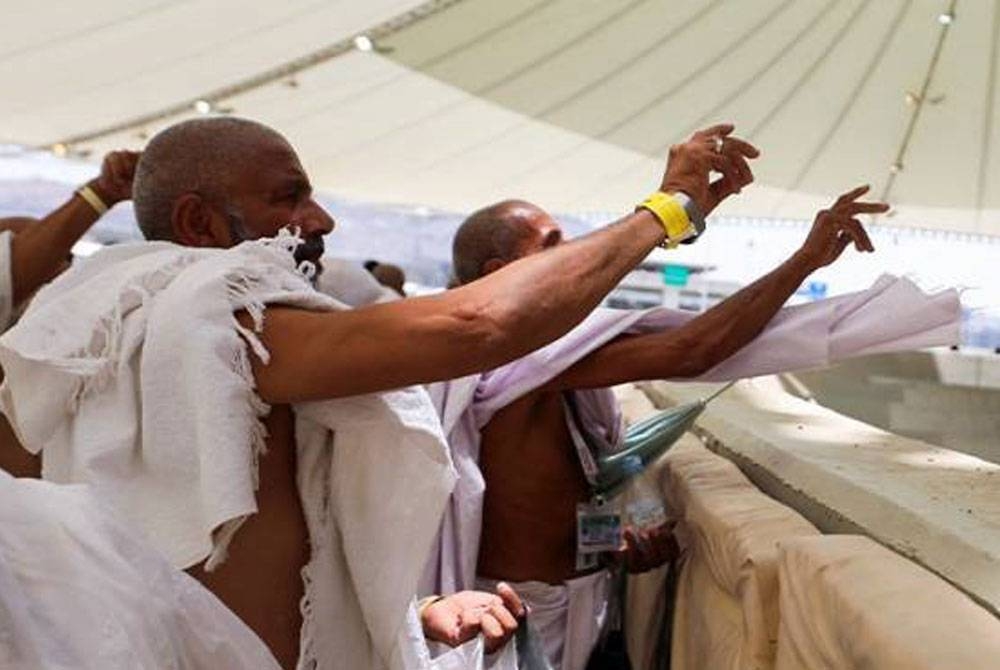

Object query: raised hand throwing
[660,123,760,215]
[798,185,885,269]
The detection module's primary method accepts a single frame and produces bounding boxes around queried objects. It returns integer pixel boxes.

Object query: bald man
[0,117,756,669]
[443,192,883,669]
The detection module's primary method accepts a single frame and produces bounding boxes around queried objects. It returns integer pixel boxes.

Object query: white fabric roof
[2,0,998,234]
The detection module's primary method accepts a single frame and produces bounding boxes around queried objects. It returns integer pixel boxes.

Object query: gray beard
[225,207,322,283]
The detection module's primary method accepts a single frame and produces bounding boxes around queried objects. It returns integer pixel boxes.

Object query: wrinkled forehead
[231,135,309,195]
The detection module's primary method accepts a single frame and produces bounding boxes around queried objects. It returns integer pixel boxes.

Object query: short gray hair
[452,200,540,284]
[132,117,288,241]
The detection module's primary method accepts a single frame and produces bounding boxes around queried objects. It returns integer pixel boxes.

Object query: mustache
[293,235,325,264]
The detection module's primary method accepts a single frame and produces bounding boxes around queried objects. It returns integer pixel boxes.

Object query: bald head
[132,117,292,241]
[452,200,562,285]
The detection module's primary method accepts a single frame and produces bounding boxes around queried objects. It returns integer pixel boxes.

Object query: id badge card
[577,501,622,556]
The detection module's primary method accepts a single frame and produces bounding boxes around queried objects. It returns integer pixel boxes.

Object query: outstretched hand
[660,123,760,215]
[798,185,886,269]
[421,582,525,654]
[90,150,141,206]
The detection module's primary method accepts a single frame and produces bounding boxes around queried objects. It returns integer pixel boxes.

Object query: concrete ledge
[638,379,1000,618]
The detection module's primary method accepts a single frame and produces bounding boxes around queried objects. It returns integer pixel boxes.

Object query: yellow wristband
[75,185,109,216]
[636,192,692,248]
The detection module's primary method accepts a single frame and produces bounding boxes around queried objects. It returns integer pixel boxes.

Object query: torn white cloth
[0,235,457,670]
[0,468,282,670]
[422,275,960,600]
[477,571,611,670]
[315,257,399,307]
[775,535,1000,670]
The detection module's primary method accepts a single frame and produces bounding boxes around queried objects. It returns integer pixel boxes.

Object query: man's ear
[171,193,228,247]
[481,258,507,277]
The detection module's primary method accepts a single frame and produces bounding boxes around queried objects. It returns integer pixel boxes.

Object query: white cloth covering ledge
[421,276,960,669]
[0,233,490,670]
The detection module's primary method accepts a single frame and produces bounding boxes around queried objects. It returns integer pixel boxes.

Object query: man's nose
[296,199,336,236]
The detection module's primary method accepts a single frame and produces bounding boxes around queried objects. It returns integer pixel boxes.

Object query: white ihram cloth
[0,235,475,669]
[0,468,282,670]
[422,275,960,668]
[0,232,278,669]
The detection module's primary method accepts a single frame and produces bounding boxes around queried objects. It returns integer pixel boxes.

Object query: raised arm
[546,186,887,391]
[10,150,138,305]
[247,124,760,403]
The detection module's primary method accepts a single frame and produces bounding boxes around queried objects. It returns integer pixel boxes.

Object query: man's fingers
[722,136,760,159]
[454,611,482,645]
[726,153,754,188]
[833,216,867,252]
[832,233,851,260]
[834,184,871,207]
[693,123,735,140]
[708,152,740,180]
[842,201,890,216]
[489,602,519,633]
[480,613,506,653]
[495,582,525,618]
[847,217,875,252]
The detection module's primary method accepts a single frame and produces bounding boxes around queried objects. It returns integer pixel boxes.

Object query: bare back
[187,404,308,670]
[476,390,591,585]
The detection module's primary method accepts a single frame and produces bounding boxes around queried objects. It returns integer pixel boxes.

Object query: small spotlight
[890,161,903,174]
[51,143,68,157]
[937,12,954,25]
[354,34,374,52]
[193,99,212,114]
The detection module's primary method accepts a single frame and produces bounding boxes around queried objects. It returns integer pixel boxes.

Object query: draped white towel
[0,235,467,669]
[0,468,284,670]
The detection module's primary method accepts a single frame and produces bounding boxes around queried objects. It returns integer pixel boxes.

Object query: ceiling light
[937,12,954,25]
[890,162,903,174]
[50,143,68,157]
[354,35,374,52]
[193,99,212,114]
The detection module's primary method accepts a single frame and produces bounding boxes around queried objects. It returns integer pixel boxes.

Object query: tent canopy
[2,0,997,234]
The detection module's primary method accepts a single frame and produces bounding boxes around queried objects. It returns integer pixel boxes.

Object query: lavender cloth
[419,275,960,596]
